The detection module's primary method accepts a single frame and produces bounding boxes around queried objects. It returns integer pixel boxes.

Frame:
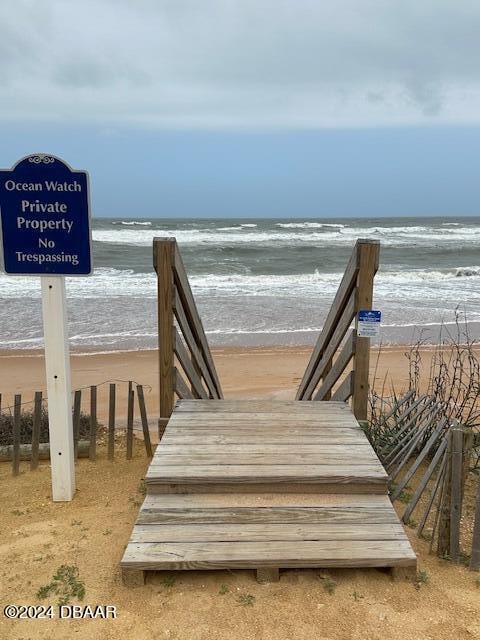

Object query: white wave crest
[92,224,480,247]
[1,266,479,306]
[112,220,152,226]
[276,222,345,229]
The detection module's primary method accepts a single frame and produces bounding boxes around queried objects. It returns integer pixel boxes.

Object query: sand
[0,344,419,421]
[1,345,480,639]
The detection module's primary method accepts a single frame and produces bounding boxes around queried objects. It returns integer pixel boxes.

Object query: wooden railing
[295,239,380,420]
[153,238,223,436]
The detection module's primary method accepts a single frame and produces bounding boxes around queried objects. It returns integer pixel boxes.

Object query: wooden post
[352,240,380,420]
[12,394,21,476]
[126,381,134,460]
[72,390,81,460]
[470,477,480,571]
[137,385,153,457]
[437,431,452,557]
[449,426,464,562]
[153,238,175,438]
[108,383,116,460]
[89,386,97,461]
[30,391,43,470]
[461,428,474,495]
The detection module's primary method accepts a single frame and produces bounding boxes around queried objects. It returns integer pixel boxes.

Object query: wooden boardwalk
[121,399,416,583]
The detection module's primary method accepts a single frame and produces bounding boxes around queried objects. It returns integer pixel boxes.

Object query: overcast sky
[1,1,479,217]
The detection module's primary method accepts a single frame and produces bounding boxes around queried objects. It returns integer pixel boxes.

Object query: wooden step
[145,464,388,494]
[121,493,417,574]
[122,400,416,583]
[148,399,387,494]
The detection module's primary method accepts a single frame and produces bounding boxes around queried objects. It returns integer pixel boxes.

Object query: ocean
[1,216,479,352]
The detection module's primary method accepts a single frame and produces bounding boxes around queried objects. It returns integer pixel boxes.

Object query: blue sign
[0,154,92,276]
[357,309,381,337]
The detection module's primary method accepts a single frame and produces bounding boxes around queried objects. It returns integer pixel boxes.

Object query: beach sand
[0,344,420,422]
[1,344,479,639]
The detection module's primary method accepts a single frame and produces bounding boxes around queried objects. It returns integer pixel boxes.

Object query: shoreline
[0,341,453,359]
[1,343,475,420]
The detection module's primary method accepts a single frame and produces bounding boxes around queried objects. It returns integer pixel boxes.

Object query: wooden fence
[368,391,480,571]
[153,237,223,437]
[296,239,380,420]
[0,381,153,476]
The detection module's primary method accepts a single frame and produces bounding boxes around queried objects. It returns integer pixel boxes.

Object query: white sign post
[41,277,76,501]
[0,154,92,502]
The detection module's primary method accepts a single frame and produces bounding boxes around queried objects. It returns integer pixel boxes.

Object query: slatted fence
[0,381,153,475]
[367,391,480,569]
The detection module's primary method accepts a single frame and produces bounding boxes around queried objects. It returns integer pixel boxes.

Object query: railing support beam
[153,238,176,438]
[352,240,380,420]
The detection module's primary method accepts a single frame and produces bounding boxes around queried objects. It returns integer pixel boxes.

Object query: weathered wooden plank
[140,492,392,509]
[12,394,21,476]
[388,409,441,481]
[382,398,436,465]
[173,243,223,398]
[416,449,447,535]
[89,385,97,461]
[173,291,218,399]
[437,431,453,557]
[168,413,362,424]
[151,452,382,466]
[173,328,208,399]
[136,507,399,525]
[148,482,388,495]
[166,413,363,426]
[155,444,380,455]
[331,371,354,402]
[163,425,365,436]
[137,384,153,457]
[391,418,446,501]
[174,368,194,399]
[314,331,356,401]
[108,383,116,461]
[401,436,448,524]
[72,390,81,461]
[175,399,350,412]
[153,238,176,425]
[449,426,464,563]
[121,539,416,570]
[130,523,406,543]
[379,396,433,458]
[162,431,372,446]
[145,464,387,482]
[1,440,90,462]
[30,391,42,470]
[126,383,134,460]
[470,477,480,571]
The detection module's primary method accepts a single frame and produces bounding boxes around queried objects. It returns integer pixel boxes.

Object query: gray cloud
[0,0,480,127]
